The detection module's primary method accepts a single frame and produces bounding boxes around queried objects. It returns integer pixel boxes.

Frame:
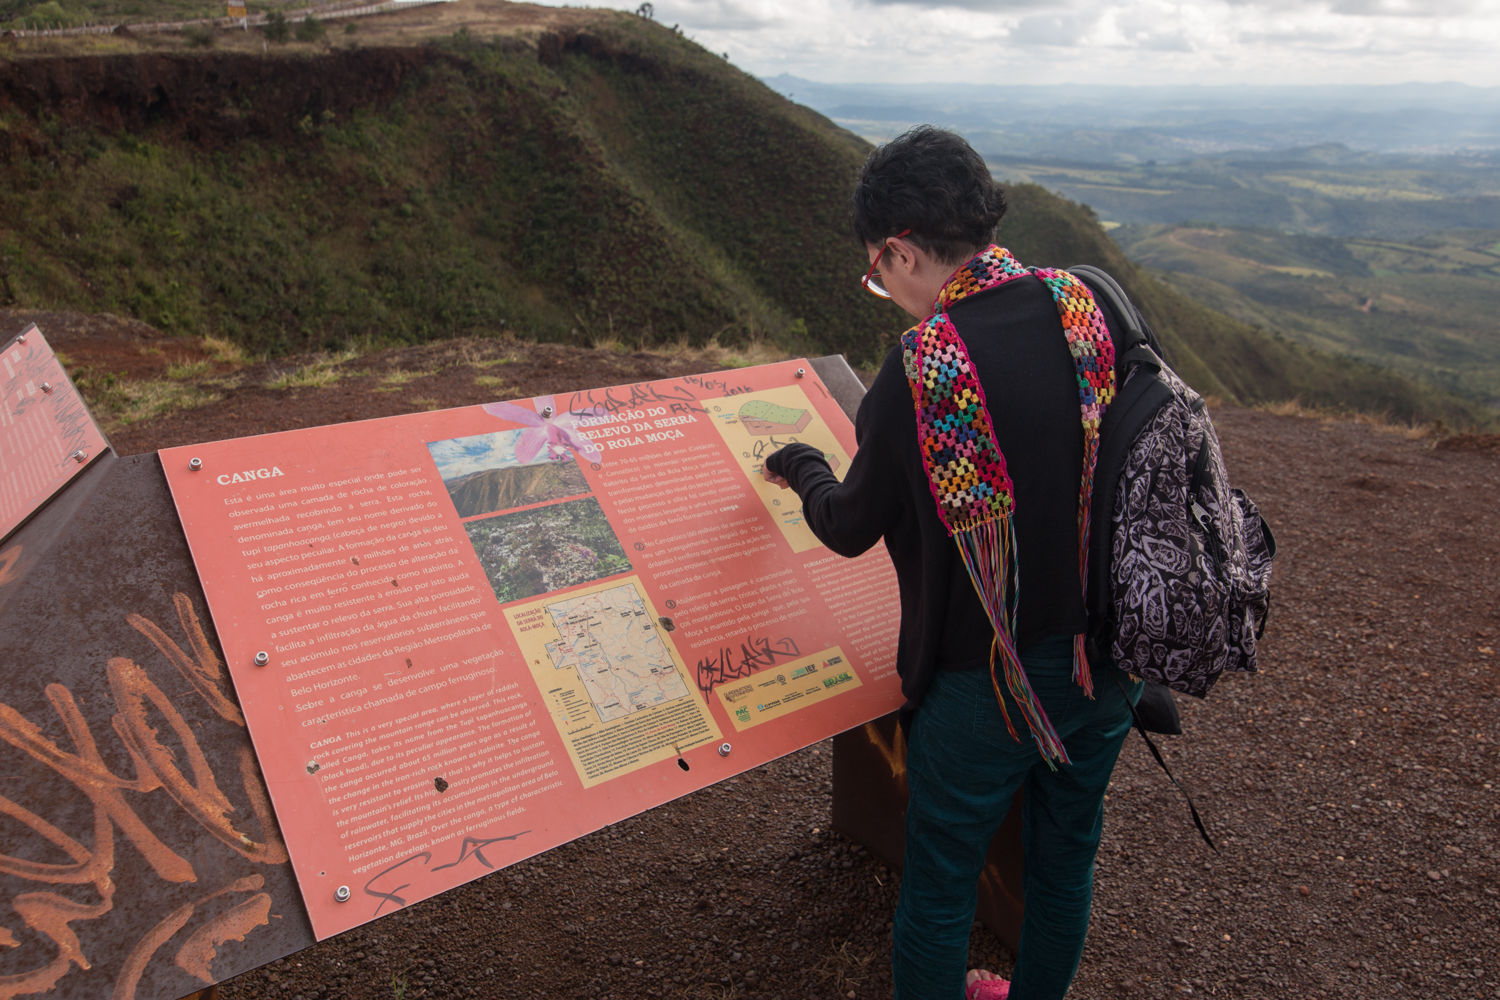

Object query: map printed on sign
[543,584,689,722]
[158,360,903,939]
[710,385,852,553]
[0,324,110,542]
[508,577,713,788]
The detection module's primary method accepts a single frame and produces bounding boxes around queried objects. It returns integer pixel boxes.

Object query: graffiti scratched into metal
[861,719,906,782]
[0,593,286,1000]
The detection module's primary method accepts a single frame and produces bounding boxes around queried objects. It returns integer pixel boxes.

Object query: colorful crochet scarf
[900,245,1116,766]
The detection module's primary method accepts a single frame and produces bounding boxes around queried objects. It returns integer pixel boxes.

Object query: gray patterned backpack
[1072,267,1277,700]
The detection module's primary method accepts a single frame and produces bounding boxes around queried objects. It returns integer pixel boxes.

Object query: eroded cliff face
[0,47,436,149]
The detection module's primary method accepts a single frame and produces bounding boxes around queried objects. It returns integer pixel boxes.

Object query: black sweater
[766,274,1121,717]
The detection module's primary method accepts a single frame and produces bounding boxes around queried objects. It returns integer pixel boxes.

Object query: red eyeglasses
[861,229,911,299]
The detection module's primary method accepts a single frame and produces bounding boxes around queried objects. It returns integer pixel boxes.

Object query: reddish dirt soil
[0,308,217,380]
[105,339,781,456]
[31,325,1500,1000]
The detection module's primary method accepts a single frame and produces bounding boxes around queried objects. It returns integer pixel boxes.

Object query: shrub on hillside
[260,10,288,42]
[294,14,324,42]
[183,25,214,47]
[20,1,73,29]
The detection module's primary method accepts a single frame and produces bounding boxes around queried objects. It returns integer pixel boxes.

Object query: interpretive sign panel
[0,324,110,543]
[159,360,903,939]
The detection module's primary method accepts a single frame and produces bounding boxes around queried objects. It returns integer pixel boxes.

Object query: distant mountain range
[446,461,590,519]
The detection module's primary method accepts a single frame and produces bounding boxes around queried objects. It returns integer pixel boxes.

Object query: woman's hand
[762,469,790,489]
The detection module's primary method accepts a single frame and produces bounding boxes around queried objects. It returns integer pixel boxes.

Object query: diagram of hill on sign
[738,399,812,435]
[544,583,690,723]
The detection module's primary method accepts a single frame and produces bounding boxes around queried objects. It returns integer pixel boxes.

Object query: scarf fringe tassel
[1072,432,1100,700]
[955,519,1071,768]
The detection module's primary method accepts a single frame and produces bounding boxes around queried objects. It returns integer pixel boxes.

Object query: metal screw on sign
[306,761,321,775]
[15,334,25,344]
[718,743,732,757]
[71,450,86,463]
[254,651,269,667]
[39,382,52,393]
[540,405,554,418]
[189,457,203,471]
[335,886,351,903]
[795,368,806,378]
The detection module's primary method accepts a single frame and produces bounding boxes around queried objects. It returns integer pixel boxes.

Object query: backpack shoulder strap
[1088,362,1174,625]
[1067,264,1168,364]
[1064,265,1180,629]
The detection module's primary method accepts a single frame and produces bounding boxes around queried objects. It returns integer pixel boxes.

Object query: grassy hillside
[1,7,1492,427]
[4,0,320,31]
[1112,224,1500,408]
[0,17,896,360]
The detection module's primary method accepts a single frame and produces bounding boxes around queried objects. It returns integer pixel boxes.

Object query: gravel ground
[95,340,1498,1000]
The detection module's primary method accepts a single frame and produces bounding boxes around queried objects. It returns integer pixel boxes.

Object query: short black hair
[850,126,1006,265]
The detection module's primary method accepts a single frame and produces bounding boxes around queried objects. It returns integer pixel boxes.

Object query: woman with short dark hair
[766,126,1141,1000]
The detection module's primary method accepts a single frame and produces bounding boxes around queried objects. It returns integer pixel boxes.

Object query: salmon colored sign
[158,360,903,939]
[1,324,110,543]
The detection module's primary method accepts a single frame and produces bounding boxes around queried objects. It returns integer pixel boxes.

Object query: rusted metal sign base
[831,714,1026,953]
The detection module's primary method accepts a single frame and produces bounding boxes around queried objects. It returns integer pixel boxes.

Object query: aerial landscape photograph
[429,428,592,518]
[0,0,1497,998]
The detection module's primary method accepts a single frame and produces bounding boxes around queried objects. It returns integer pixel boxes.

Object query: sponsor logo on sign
[721,683,754,704]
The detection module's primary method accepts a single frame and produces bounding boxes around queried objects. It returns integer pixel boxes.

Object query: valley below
[1111,224,1500,409]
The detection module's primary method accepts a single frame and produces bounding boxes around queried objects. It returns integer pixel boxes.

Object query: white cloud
[1009,13,1092,46]
[658,0,775,30]
[625,0,1500,85]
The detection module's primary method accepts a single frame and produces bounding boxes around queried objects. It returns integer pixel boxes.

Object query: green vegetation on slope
[1111,224,1500,407]
[0,21,895,359]
[993,149,1500,239]
[2,0,282,30]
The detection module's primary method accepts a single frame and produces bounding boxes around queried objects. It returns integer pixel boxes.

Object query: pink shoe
[965,972,1010,1000]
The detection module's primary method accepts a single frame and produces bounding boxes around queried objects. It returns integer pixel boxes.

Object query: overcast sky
[595,0,1500,87]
